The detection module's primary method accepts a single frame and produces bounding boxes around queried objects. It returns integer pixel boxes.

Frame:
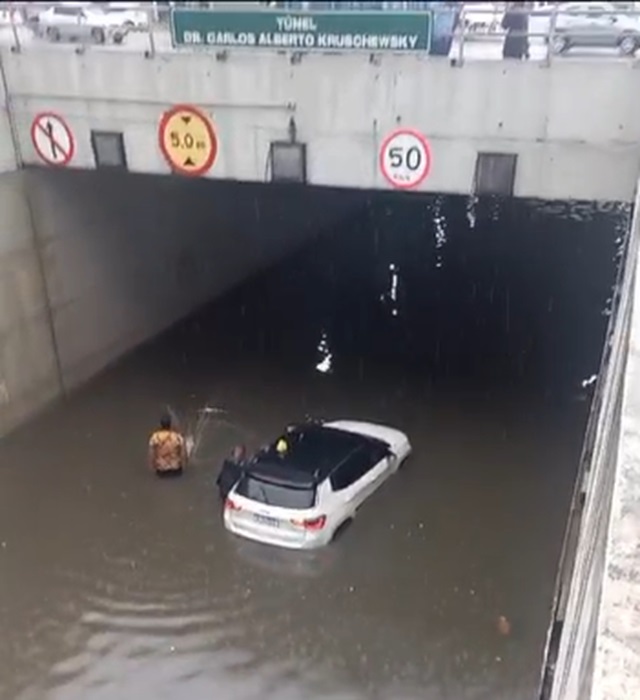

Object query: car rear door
[330,450,371,512]
[577,3,615,46]
[590,4,624,46]
[558,3,594,44]
[331,443,392,511]
[53,7,82,38]
[356,442,394,503]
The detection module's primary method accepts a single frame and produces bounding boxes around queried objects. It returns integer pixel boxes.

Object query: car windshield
[236,475,316,510]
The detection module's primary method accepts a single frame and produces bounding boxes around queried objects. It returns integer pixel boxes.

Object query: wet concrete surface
[0,193,627,700]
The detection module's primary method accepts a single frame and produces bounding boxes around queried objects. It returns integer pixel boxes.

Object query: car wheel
[619,34,638,56]
[550,33,569,55]
[46,27,60,42]
[113,32,124,45]
[331,518,353,543]
[91,27,106,44]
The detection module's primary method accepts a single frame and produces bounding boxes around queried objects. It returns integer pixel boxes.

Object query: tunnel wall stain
[0,64,16,174]
[0,171,61,436]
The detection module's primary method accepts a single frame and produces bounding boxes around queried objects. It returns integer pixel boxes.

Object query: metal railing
[2,2,640,64]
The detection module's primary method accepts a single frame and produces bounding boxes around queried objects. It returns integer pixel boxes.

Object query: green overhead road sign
[171,9,433,54]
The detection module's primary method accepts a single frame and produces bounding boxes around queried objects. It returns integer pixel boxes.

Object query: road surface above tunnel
[0,193,624,700]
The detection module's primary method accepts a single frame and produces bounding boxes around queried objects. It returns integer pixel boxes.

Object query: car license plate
[254,514,279,528]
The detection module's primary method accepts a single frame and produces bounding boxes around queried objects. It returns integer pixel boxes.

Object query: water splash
[315,329,333,374]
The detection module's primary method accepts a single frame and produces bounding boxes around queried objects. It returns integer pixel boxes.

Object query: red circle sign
[379,128,432,190]
[158,104,218,177]
[30,112,75,167]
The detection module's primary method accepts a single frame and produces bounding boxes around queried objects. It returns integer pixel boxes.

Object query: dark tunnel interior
[174,190,625,402]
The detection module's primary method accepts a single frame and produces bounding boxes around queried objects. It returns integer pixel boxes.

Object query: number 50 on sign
[379,129,432,190]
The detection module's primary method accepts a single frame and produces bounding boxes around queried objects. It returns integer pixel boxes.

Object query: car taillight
[225,498,241,512]
[292,515,326,530]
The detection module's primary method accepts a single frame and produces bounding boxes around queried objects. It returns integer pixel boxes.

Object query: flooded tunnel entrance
[0,172,626,700]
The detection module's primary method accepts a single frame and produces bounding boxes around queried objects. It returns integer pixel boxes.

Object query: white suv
[223,420,412,550]
[553,2,640,55]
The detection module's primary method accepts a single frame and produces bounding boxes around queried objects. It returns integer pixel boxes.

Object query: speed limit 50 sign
[379,128,432,190]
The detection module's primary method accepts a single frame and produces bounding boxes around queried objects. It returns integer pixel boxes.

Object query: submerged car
[223,420,412,549]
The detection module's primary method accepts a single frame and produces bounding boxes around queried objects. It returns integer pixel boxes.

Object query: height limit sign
[379,128,432,190]
[158,104,218,177]
[31,112,75,167]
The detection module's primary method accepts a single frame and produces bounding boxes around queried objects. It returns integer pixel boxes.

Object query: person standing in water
[148,413,187,477]
[217,445,248,500]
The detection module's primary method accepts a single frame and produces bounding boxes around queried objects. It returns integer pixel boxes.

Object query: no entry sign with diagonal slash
[30,112,75,167]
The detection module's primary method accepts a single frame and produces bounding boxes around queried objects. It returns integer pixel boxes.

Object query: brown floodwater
[0,193,625,700]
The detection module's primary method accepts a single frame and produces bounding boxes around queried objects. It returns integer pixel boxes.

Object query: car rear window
[236,475,316,510]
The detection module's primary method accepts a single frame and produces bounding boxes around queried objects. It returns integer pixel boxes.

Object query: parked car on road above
[36,3,130,45]
[553,1,640,55]
[103,2,150,30]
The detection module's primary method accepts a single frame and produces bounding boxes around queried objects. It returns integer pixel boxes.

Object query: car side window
[331,451,369,491]
[368,442,390,466]
[330,444,387,492]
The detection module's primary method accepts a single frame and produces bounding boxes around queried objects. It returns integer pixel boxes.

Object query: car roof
[245,424,387,488]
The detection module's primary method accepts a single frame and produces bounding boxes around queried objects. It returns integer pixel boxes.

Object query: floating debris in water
[497,615,511,636]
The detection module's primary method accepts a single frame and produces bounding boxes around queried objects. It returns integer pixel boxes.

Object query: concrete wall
[545,181,640,700]
[592,242,640,700]
[0,55,17,172]
[1,49,639,202]
[26,168,363,393]
[0,59,51,436]
[0,171,61,436]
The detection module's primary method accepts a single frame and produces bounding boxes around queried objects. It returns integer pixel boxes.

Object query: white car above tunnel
[223,420,412,549]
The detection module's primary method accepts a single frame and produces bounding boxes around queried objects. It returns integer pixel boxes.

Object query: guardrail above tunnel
[6,2,640,64]
[1,2,640,202]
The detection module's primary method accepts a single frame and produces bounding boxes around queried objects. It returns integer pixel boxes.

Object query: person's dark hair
[160,413,172,430]
[232,444,247,462]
